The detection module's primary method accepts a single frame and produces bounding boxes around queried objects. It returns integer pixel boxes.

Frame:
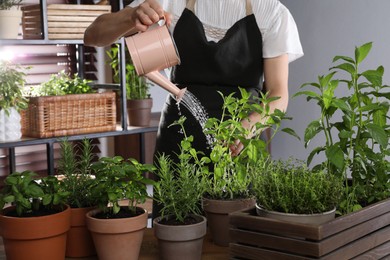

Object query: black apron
[154,0,264,165]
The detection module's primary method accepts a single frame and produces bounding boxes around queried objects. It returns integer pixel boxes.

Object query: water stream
[175,90,215,148]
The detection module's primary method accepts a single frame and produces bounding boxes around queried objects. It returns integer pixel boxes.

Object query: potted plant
[294,41,389,214]
[0,171,71,260]
[107,44,152,126]
[250,157,343,225]
[0,0,22,39]
[85,155,155,260]
[0,60,28,141]
[202,88,298,246]
[229,42,390,259]
[22,70,116,138]
[57,138,98,257]
[153,117,208,260]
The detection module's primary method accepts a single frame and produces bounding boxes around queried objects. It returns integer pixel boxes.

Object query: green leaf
[331,63,356,75]
[333,55,355,64]
[326,145,345,171]
[331,98,350,112]
[281,128,301,140]
[355,42,372,65]
[366,123,388,148]
[304,120,322,146]
[307,146,325,166]
[361,68,383,86]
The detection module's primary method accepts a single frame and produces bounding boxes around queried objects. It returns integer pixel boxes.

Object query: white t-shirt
[130,0,303,63]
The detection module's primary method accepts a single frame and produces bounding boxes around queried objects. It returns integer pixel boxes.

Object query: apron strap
[246,0,253,15]
[186,0,195,12]
[186,0,253,15]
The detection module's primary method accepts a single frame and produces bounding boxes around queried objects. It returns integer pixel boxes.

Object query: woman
[84,0,303,164]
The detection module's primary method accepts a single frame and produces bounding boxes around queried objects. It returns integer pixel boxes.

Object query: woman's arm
[231,54,289,156]
[84,0,171,47]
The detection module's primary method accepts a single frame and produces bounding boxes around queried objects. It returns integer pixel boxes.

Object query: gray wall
[273,0,390,162]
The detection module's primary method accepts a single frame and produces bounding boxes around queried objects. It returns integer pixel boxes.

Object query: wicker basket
[21,92,116,138]
[21,4,111,40]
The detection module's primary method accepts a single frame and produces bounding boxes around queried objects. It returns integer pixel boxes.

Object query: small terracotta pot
[127,98,153,127]
[202,197,256,246]
[153,214,207,260]
[66,207,97,258]
[86,207,148,260]
[0,205,71,260]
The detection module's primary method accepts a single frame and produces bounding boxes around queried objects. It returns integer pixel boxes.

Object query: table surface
[0,227,229,260]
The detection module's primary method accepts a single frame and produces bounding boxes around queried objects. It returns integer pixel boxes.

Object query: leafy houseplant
[0,60,28,114]
[203,88,298,200]
[85,156,155,260]
[0,171,69,217]
[153,117,208,259]
[251,157,343,224]
[107,44,150,100]
[89,156,154,218]
[107,44,152,126]
[201,87,298,246]
[29,70,94,96]
[0,171,71,259]
[294,42,390,214]
[0,60,28,141]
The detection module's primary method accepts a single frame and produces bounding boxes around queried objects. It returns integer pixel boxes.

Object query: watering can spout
[145,71,186,102]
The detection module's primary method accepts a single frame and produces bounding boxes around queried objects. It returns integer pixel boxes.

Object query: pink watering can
[125,19,186,101]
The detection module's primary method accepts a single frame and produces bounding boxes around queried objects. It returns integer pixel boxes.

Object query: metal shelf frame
[0,0,154,175]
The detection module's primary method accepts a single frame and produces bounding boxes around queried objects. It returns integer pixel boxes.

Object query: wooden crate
[229,198,390,259]
[22,4,111,40]
[21,92,116,138]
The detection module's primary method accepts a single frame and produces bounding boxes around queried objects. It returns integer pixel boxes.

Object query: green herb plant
[154,116,209,224]
[294,42,390,214]
[90,156,155,218]
[251,157,343,214]
[203,87,299,200]
[0,60,29,115]
[29,70,94,96]
[107,44,150,100]
[58,138,97,208]
[0,171,69,217]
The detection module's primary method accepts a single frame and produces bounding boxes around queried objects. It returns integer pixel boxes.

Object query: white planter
[255,204,336,225]
[0,8,22,39]
[0,108,22,142]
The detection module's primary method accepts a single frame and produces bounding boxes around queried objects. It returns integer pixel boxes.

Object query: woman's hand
[84,0,172,47]
[132,0,172,32]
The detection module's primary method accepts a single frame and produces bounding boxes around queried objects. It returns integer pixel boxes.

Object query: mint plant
[204,87,299,200]
[294,42,390,214]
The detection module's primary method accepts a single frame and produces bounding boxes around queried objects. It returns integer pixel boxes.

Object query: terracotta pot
[153,214,207,260]
[202,197,256,246]
[86,207,148,260]
[0,205,71,260]
[66,207,97,258]
[127,98,153,127]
